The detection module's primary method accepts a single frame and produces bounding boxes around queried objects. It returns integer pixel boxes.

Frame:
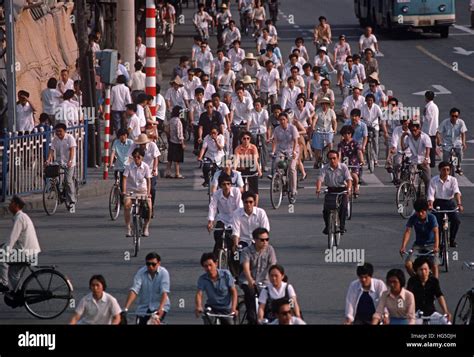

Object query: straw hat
[242,75,256,84]
[134,134,150,145]
[353,82,364,91]
[170,76,183,86]
[245,53,257,60]
[368,72,380,84]
[318,46,328,54]
[319,96,331,104]
[221,3,228,9]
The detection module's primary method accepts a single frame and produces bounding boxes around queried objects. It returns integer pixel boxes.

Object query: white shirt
[202,134,225,165]
[201,84,217,101]
[7,210,41,254]
[437,118,468,149]
[156,94,167,120]
[391,126,412,156]
[361,103,383,131]
[123,161,152,193]
[427,175,461,202]
[128,142,160,171]
[259,282,296,304]
[280,86,301,110]
[294,105,313,129]
[270,316,306,325]
[75,292,121,325]
[422,101,439,136]
[16,103,35,132]
[314,54,332,69]
[208,187,243,225]
[195,50,214,76]
[217,70,236,90]
[136,105,146,128]
[130,71,146,92]
[404,132,432,164]
[183,76,202,100]
[232,96,253,125]
[342,95,365,119]
[214,102,231,128]
[190,99,206,125]
[56,100,80,127]
[257,68,280,95]
[359,34,378,52]
[223,27,241,48]
[51,133,77,167]
[165,87,189,108]
[111,84,132,111]
[282,62,303,81]
[212,56,230,78]
[231,206,270,245]
[136,44,147,63]
[57,78,74,94]
[41,88,62,116]
[228,47,246,66]
[345,278,387,323]
[127,114,141,140]
[249,109,269,134]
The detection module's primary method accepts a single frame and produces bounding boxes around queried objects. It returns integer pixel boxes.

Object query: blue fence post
[83,122,88,184]
[1,129,10,202]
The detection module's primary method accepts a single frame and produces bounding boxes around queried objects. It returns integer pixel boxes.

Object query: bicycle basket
[45,165,61,178]
[277,160,288,170]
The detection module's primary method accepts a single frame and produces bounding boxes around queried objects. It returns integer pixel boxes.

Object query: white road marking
[453,24,474,35]
[413,84,452,96]
[193,169,206,191]
[456,175,474,187]
[453,47,474,56]
[416,45,474,82]
[360,173,385,187]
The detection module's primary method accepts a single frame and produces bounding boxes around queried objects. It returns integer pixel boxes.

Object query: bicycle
[388,151,410,187]
[126,193,149,257]
[212,225,233,271]
[242,172,260,192]
[325,190,348,249]
[239,6,253,36]
[201,306,236,325]
[237,282,265,325]
[249,128,265,170]
[416,310,450,325]
[440,143,460,177]
[366,127,377,173]
[314,129,333,169]
[162,21,175,51]
[396,164,426,219]
[453,261,474,325]
[270,152,293,209]
[43,164,79,216]
[431,207,459,273]
[199,157,219,203]
[108,170,122,221]
[2,262,73,319]
[344,163,363,220]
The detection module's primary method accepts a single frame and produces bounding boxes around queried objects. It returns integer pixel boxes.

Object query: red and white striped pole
[103,86,111,180]
[146,0,157,117]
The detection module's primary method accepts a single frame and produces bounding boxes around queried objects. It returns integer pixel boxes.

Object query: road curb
[1,180,111,217]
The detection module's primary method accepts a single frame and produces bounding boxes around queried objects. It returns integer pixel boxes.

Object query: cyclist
[338,125,364,197]
[248,98,269,170]
[427,161,463,248]
[316,150,352,235]
[258,264,301,324]
[315,78,335,109]
[372,269,415,325]
[312,96,337,168]
[122,148,152,237]
[46,123,77,213]
[195,252,238,325]
[0,196,41,293]
[256,59,280,107]
[359,26,379,54]
[69,275,121,325]
[239,227,277,325]
[341,55,360,97]
[407,257,451,324]
[198,100,225,146]
[222,20,241,52]
[271,112,299,203]
[386,117,411,185]
[341,83,365,121]
[313,16,332,50]
[334,35,352,92]
[269,298,306,325]
[344,109,368,156]
[361,93,388,167]
[436,107,468,176]
[362,49,379,82]
[234,131,262,204]
[216,3,232,48]
[400,198,440,279]
[123,252,170,325]
[165,77,189,116]
[198,127,225,187]
[159,0,176,40]
[189,88,206,155]
[313,46,335,78]
[193,3,214,40]
[280,76,301,111]
[344,263,386,325]
[362,74,387,107]
[230,87,253,150]
[208,174,243,254]
[401,121,432,194]
[210,159,245,195]
[110,128,133,189]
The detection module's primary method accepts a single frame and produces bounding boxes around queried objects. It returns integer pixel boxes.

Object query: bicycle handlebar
[431,208,459,214]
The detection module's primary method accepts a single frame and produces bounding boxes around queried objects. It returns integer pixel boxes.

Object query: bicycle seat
[7,262,31,267]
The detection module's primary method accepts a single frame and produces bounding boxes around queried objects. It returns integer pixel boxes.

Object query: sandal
[165,174,173,178]
[174,175,185,179]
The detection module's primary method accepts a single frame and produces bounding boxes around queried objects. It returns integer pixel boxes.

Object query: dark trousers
[323,190,348,230]
[433,199,461,242]
[429,136,437,168]
[111,111,125,136]
[193,125,200,153]
[151,176,158,209]
[203,162,214,185]
[241,283,258,325]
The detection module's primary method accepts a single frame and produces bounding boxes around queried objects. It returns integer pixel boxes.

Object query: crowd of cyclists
[2,0,469,326]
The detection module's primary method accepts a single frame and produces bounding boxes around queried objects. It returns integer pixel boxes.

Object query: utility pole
[117,0,135,75]
[5,0,16,132]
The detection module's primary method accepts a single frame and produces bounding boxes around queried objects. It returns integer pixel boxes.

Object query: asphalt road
[0,0,473,325]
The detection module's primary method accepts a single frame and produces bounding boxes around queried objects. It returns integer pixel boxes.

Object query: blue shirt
[406,213,438,246]
[130,266,171,315]
[197,269,235,311]
[344,120,368,146]
[112,138,133,171]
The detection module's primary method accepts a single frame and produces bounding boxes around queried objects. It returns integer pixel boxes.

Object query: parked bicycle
[43,164,79,216]
[453,262,474,325]
[125,193,149,257]
[325,190,348,249]
[109,170,122,221]
[431,207,459,273]
[2,262,73,319]
[270,152,292,209]
[396,164,426,219]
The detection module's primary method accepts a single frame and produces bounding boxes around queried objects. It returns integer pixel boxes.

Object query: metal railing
[0,124,88,202]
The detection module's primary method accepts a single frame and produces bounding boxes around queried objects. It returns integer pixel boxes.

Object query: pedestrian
[165,106,185,179]
[111,75,132,135]
[422,91,439,168]
[130,62,146,101]
[41,78,61,126]
[123,252,171,325]
[70,275,121,325]
[16,90,36,134]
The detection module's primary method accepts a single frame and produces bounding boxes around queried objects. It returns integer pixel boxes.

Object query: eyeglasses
[242,137,251,141]
[133,156,142,159]
[244,200,255,204]
[221,182,232,186]
[259,238,270,242]
[451,114,459,118]
[146,262,157,267]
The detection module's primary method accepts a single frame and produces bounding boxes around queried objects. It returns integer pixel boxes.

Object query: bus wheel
[439,26,449,38]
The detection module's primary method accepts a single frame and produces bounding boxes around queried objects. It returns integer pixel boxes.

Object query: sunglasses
[451,114,459,118]
[259,238,270,242]
[244,200,255,204]
[146,262,157,267]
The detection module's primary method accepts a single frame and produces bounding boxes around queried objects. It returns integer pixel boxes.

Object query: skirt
[168,142,184,163]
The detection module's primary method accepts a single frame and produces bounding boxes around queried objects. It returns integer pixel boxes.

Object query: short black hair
[89,274,107,290]
[438,161,450,170]
[327,149,339,159]
[413,256,433,272]
[218,173,232,187]
[18,90,29,98]
[414,198,428,212]
[356,263,374,277]
[386,269,406,287]
[47,77,58,89]
[39,113,50,124]
[131,147,146,158]
[195,87,205,95]
[340,125,354,136]
[242,191,257,201]
[126,103,137,112]
[54,123,67,131]
[116,75,127,84]
[171,105,183,118]
[117,128,128,137]
[134,62,143,71]
[350,108,361,117]
[425,91,435,101]
[200,252,217,266]
[365,94,375,102]
[252,227,269,241]
[272,298,291,314]
[63,90,75,100]
[145,252,161,262]
[449,107,460,115]
[11,195,26,209]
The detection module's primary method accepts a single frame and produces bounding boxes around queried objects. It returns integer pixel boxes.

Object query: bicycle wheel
[328,211,336,249]
[442,230,449,272]
[335,212,342,247]
[133,216,140,257]
[396,182,416,219]
[158,133,168,163]
[43,180,59,216]
[453,292,473,325]
[347,191,353,220]
[270,172,283,209]
[109,185,121,221]
[22,269,72,319]
[217,249,228,270]
[237,300,248,325]
[417,179,426,199]
[367,142,375,173]
[74,177,79,197]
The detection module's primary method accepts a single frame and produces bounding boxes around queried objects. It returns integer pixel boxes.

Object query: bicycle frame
[202,307,236,325]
